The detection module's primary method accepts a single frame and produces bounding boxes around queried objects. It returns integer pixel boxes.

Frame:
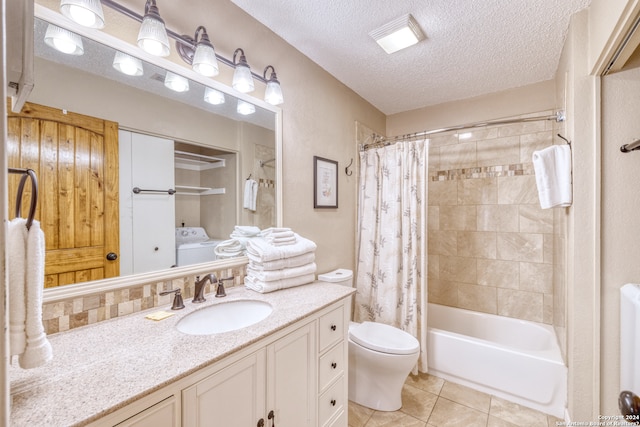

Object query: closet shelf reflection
[175,185,225,196]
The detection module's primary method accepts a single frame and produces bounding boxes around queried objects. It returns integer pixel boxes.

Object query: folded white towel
[246,234,317,262]
[532,145,572,209]
[266,235,297,246]
[243,179,258,211]
[9,218,27,357]
[260,227,292,237]
[247,251,316,271]
[19,220,52,369]
[245,272,316,294]
[233,225,261,236]
[214,239,246,259]
[247,262,317,282]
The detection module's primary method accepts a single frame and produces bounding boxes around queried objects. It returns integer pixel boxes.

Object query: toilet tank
[318,269,353,287]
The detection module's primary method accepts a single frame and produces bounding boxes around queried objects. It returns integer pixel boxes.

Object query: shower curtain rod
[361,111,565,151]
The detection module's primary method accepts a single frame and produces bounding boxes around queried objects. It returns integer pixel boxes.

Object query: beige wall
[1,0,9,422]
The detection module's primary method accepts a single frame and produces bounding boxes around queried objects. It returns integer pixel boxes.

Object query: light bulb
[204,87,225,105]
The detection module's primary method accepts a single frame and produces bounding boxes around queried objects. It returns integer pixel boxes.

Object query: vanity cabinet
[114,396,179,427]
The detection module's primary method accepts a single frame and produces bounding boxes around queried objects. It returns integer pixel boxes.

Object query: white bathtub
[427,303,567,418]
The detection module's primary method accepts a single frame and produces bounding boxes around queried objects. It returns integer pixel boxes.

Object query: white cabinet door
[115,396,178,427]
[122,131,176,274]
[267,323,316,427]
[183,349,266,427]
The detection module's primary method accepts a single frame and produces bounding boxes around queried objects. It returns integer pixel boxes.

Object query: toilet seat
[349,321,419,355]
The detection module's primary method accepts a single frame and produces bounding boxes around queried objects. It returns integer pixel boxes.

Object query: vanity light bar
[100,0,268,84]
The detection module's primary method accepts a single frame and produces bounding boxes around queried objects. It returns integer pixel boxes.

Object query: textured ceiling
[229,0,591,115]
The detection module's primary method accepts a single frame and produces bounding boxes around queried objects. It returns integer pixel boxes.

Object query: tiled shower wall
[427,112,557,324]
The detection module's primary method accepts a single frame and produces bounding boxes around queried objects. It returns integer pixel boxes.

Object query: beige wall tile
[458,178,498,205]
[458,284,497,314]
[464,127,499,142]
[428,231,457,256]
[440,256,477,283]
[497,120,547,138]
[496,233,543,262]
[428,255,439,280]
[428,206,440,230]
[497,288,543,322]
[476,136,520,167]
[544,294,554,324]
[457,231,497,259]
[440,205,477,231]
[477,205,519,232]
[520,131,553,163]
[440,141,477,170]
[477,259,519,289]
[519,205,553,233]
[429,180,458,206]
[520,262,553,293]
[427,279,458,306]
[497,175,538,205]
[429,145,440,172]
[429,131,459,148]
[544,233,554,264]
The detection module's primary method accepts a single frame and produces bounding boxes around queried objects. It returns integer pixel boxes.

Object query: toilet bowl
[318,269,420,411]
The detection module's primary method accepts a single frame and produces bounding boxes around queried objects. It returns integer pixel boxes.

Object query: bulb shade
[60,0,105,29]
[113,51,143,76]
[137,16,170,56]
[204,87,225,105]
[237,100,256,115]
[44,24,84,55]
[265,81,284,105]
[164,72,189,92]
[192,43,219,77]
[232,65,255,93]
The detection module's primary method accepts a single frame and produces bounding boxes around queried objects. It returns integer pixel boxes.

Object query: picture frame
[313,156,338,208]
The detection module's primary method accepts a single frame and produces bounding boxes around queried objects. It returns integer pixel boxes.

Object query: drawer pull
[330,399,337,406]
[268,409,276,427]
[257,419,264,427]
[331,362,337,369]
[330,324,337,331]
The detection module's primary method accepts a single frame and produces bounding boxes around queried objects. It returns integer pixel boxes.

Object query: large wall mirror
[7,7,282,301]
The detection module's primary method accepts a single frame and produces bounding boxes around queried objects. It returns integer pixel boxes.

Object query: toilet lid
[349,322,419,355]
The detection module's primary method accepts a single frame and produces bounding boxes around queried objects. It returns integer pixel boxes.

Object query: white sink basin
[176,300,273,335]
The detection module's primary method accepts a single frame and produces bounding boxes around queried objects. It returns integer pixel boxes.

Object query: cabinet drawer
[319,306,345,352]
[318,375,345,427]
[319,342,344,392]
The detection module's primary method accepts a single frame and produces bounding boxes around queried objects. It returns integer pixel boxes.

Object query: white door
[124,131,176,274]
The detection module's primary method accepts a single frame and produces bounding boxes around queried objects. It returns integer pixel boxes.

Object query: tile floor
[348,373,562,427]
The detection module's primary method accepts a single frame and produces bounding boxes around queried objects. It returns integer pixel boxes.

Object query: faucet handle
[159,288,185,310]
[215,277,233,298]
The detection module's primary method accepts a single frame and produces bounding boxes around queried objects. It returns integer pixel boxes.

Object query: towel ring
[9,168,38,230]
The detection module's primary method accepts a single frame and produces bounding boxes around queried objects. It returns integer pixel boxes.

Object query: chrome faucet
[193,274,217,303]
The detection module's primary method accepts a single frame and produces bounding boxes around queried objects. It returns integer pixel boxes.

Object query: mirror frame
[34,5,283,303]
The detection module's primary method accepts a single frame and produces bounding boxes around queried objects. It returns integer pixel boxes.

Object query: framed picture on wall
[313,156,338,208]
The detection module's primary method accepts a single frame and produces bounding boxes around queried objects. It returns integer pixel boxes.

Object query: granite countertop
[9,282,355,426]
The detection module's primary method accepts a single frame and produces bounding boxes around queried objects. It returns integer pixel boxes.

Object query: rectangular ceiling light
[369,14,425,54]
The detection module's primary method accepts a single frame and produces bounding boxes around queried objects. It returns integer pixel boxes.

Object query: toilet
[317,269,420,411]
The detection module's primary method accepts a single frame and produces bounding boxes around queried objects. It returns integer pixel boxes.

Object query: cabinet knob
[330,399,337,406]
[330,324,337,331]
[268,410,276,427]
[106,252,118,261]
[331,362,337,369]
[257,418,264,427]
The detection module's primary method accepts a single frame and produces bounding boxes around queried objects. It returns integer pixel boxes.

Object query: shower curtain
[354,139,428,373]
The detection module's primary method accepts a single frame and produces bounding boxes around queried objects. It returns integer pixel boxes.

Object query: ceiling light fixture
[60,0,105,28]
[164,72,189,92]
[113,51,143,76]
[263,65,284,106]
[44,24,84,55]
[137,0,170,57]
[237,100,256,115]
[369,13,425,54]
[204,87,225,105]
[232,48,255,93]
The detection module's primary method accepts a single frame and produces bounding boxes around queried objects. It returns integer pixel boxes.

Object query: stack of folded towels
[215,226,261,259]
[245,227,317,293]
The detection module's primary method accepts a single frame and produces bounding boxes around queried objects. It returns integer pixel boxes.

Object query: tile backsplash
[42,265,247,335]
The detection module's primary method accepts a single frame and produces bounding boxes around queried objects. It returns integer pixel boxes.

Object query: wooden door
[7,101,119,287]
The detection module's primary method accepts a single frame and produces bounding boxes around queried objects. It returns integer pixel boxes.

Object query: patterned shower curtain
[354,139,428,373]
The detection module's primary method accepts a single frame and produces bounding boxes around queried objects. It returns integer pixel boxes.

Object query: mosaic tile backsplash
[42,265,246,335]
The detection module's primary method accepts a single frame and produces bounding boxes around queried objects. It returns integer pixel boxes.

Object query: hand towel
[260,227,293,237]
[233,225,261,236]
[247,262,317,282]
[19,220,53,369]
[243,179,258,211]
[9,218,27,357]
[532,145,572,209]
[246,234,317,262]
[265,235,297,246]
[214,239,246,259]
[247,251,316,271]
[245,272,316,294]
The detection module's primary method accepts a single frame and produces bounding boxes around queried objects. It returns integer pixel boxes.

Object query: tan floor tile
[349,401,374,427]
[547,415,564,427]
[366,411,427,427]
[399,384,439,422]
[488,415,519,426]
[427,397,489,427]
[439,381,491,413]
[489,397,548,427]
[405,372,445,395]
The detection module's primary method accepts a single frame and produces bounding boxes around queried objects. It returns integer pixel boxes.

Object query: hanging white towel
[9,218,27,357]
[532,145,572,209]
[19,220,53,369]
[243,179,258,211]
